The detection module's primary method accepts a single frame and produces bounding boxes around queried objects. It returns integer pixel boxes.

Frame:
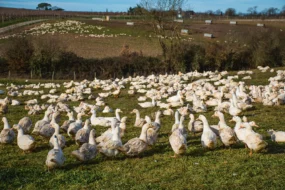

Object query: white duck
[15,125,36,152]
[119,122,150,156]
[46,135,65,170]
[68,113,83,138]
[96,117,117,144]
[39,112,58,138]
[138,97,156,108]
[32,110,52,134]
[178,115,187,139]
[212,111,237,147]
[232,92,253,111]
[163,106,174,116]
[72,129,97,162]
[131,109,145,127]
[169,97,184,108]
[13,117,32,134]
[103,108,123,122]
[112,87,121,98]
[268,129,285,143]
[171,110,180,132]
[138,96,147,101]
[178,104,191,116]
[229,99,242,116]
[169,115,187,157]
[49,123,66,149]
[96,116,127,144]
[167,90,182,103]
[60,111,75,132]
[118,116,127,137]
[98,118,123,157]
[145,113,161,146]
[0,117,15,144]
[242,123,267,156]
[231,116,248,144]
[90,109,111,127]
[102,106,113,113]
[198,115,217,149]
[75,119,91,145]
[188,114,203,135]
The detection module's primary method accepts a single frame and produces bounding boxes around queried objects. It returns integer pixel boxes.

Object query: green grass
[1,68,285,189]
[0,18,32,28]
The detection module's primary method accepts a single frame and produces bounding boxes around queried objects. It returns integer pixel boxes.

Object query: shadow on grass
[63,159,101,171]
[33,143,50,153]
[186,147,205,157]
[141,143,170,158]
[264,142,285,155]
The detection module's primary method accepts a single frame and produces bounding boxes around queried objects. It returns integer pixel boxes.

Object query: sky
[0,0,284,13]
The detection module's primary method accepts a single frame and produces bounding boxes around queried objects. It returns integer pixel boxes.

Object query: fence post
[52,71,54,81]
[94,72,96,80]
[74,71,76,81]
[30,70,33,79]
[8,71,10,79]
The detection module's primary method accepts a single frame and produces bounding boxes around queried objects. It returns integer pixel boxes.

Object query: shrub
[31,36,64,77]
[5,37,34,74]
[0,57,8,74]
[248,30,285,68]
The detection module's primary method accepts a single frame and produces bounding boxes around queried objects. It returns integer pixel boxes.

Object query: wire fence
[0,70,101,81]
[0,69,139,81]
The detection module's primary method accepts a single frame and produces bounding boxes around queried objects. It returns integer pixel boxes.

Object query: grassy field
[1,68,285,189]
[0,18,31,28]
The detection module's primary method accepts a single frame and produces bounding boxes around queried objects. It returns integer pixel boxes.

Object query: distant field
[0,19,162,58]
[0,18,284,59]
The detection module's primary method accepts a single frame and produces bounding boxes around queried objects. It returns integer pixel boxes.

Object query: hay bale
[126,22,134,26]
[181,29,188,35]
[205,20,212,24]
[204,33,213,38]
[257,23,265,27]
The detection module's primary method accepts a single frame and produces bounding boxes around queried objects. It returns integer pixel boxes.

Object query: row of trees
[128,4,285,17]
[203,6,285,16]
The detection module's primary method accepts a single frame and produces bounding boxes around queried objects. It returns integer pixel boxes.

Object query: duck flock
[1,65,285,170]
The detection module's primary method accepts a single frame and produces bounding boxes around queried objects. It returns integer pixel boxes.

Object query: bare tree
[206,10,214,15]
[139,0,188,72]
[215,9,222,16]
[225,8,236,16]
[140,0,186,29]
[266,7,279,15]
[247,6,258,15]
